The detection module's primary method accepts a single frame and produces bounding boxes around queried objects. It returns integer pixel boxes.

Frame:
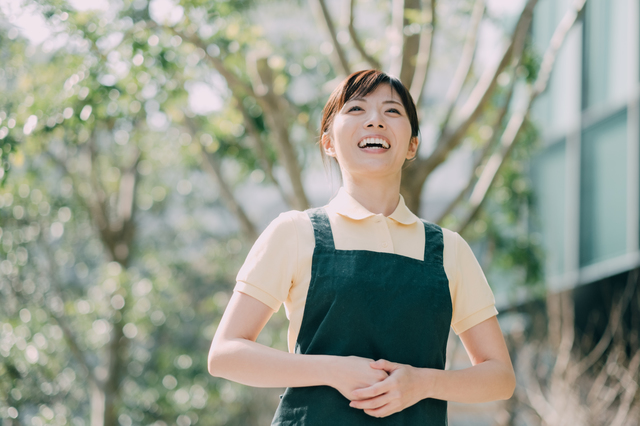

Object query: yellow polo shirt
[235,187,498,353]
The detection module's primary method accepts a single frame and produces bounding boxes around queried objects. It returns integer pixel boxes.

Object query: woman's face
[322,84,418,180]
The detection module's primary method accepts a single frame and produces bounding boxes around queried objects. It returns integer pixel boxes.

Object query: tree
[0,0,588,425]
[0,2,286,425]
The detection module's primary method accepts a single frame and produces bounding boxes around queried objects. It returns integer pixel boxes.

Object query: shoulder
[440,227,461,251]
[254,210,313,252]
[439,227,480,264]
[239,210,311,274]
[262,210,310,237]
[270,209,309,226]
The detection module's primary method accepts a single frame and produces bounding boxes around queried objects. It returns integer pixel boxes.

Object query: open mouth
[357,138,390,149]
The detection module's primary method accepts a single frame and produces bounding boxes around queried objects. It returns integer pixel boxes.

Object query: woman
[208,69,515,424]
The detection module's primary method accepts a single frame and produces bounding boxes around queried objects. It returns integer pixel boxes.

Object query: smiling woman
[208,69,515,425]
[319,71,419,215]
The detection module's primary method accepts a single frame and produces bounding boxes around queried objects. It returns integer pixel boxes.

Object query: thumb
[370,359,395,371]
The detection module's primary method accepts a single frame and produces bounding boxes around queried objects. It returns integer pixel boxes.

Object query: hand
[327,356,389,401]
[348,359,429,418]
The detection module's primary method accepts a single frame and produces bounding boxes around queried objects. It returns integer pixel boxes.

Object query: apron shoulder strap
[421,219,444,265]
[306,207,336,251]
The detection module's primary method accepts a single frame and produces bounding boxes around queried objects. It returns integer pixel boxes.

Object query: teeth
[358,138,390,149]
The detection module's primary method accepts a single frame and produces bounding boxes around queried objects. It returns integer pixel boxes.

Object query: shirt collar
[326,187,419,225]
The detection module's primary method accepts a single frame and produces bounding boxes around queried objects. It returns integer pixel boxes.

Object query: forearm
[420,359,515,403]
[208,337,335,389]
[208,292,388,396]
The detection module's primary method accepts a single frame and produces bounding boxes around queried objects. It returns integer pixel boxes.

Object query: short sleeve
[234,211,299,311]
[445,230,498,334]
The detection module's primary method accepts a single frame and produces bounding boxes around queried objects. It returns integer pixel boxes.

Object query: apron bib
[272,208,452,425]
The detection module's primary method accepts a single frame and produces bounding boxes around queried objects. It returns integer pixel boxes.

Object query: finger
[370,359,396,371]
[349,392,393,410]
[364,403,398,418]
[351,378,392,400]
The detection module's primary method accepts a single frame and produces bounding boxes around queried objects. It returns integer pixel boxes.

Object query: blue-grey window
[531,140,566,277]
[580,109,628,266]
[583,0,630,110]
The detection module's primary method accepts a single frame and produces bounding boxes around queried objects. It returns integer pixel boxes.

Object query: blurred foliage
[0,1,291,425]
[475,119,545,289]
[0,0,549,425]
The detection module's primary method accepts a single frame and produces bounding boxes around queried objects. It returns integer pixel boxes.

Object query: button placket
[378,217,393,253]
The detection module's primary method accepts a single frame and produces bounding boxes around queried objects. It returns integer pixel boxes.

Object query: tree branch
[163,27,299,210]
[518,344,558,424]
[169,27,309,211]
[347,0,382,70]
[200,149,259,243]
[398,0,422,86]
[453,112,525,233]
[10,274,102,393]
[439,0,485,132]
[434,60,516,224]
[247,54,310,210]
[236,100,296,208]
[44,137,112,253]
[311,0,351,76]
[409,0,436,106]
[433,126,495,224]
[454,0,586,234]
[415,0,537,185]
[35,234,102,388]
[182,117,259,242]
[570,269,637,379]
[531,0,586,98]
[610,350,640,426]
[167,25,257,99]
[552,291,575,378]
[389,0,406,77]
[113,152,141,266]
[103,309,125,426]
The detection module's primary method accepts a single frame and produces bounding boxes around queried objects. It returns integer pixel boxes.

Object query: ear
[406,136,419,160]
[322,133,337,158]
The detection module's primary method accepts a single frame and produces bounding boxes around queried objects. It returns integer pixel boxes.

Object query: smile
[357,137,390,149]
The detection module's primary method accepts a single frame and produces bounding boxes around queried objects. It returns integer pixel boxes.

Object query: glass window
[580,110,628,266]
[531,0,581,136]
[531,0,555,129]
[583,0,629,110]
[531,141,566,277]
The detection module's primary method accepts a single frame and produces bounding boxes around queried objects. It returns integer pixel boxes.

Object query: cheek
[330,120,352,148]
[400,119,412,137]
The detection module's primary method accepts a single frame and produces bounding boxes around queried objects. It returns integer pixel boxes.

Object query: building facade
[531,0,639,292]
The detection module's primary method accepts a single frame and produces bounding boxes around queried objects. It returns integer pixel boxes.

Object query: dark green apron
[272,208,452,425]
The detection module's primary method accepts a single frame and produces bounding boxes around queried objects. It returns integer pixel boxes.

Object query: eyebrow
[349,97,403,106]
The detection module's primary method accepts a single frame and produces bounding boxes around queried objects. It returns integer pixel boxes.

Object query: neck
[340,170,402,216]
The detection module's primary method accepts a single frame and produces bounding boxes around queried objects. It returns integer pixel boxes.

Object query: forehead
[345,83,401,103]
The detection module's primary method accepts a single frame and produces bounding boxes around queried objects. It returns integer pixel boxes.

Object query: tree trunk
[90,382,105,426]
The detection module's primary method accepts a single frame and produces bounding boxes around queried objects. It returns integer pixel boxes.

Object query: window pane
[583,0,629,109]
[531,141,566,276]
[531,0,581,135]
[580,111,628,266]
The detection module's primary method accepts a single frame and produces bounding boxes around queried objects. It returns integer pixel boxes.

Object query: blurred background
[0,0,638,425]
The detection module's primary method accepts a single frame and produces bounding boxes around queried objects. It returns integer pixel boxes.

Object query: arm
[431,315,515,402]
[208,291,388,397]
[349,316,515,417]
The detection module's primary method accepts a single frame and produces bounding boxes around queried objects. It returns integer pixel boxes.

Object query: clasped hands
[332,356,429,418]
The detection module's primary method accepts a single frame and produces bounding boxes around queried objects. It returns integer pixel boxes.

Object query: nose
[364,112,385,129]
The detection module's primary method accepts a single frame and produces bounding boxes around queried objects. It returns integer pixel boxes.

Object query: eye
[387,108,401,114]
[347,105,363,112]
